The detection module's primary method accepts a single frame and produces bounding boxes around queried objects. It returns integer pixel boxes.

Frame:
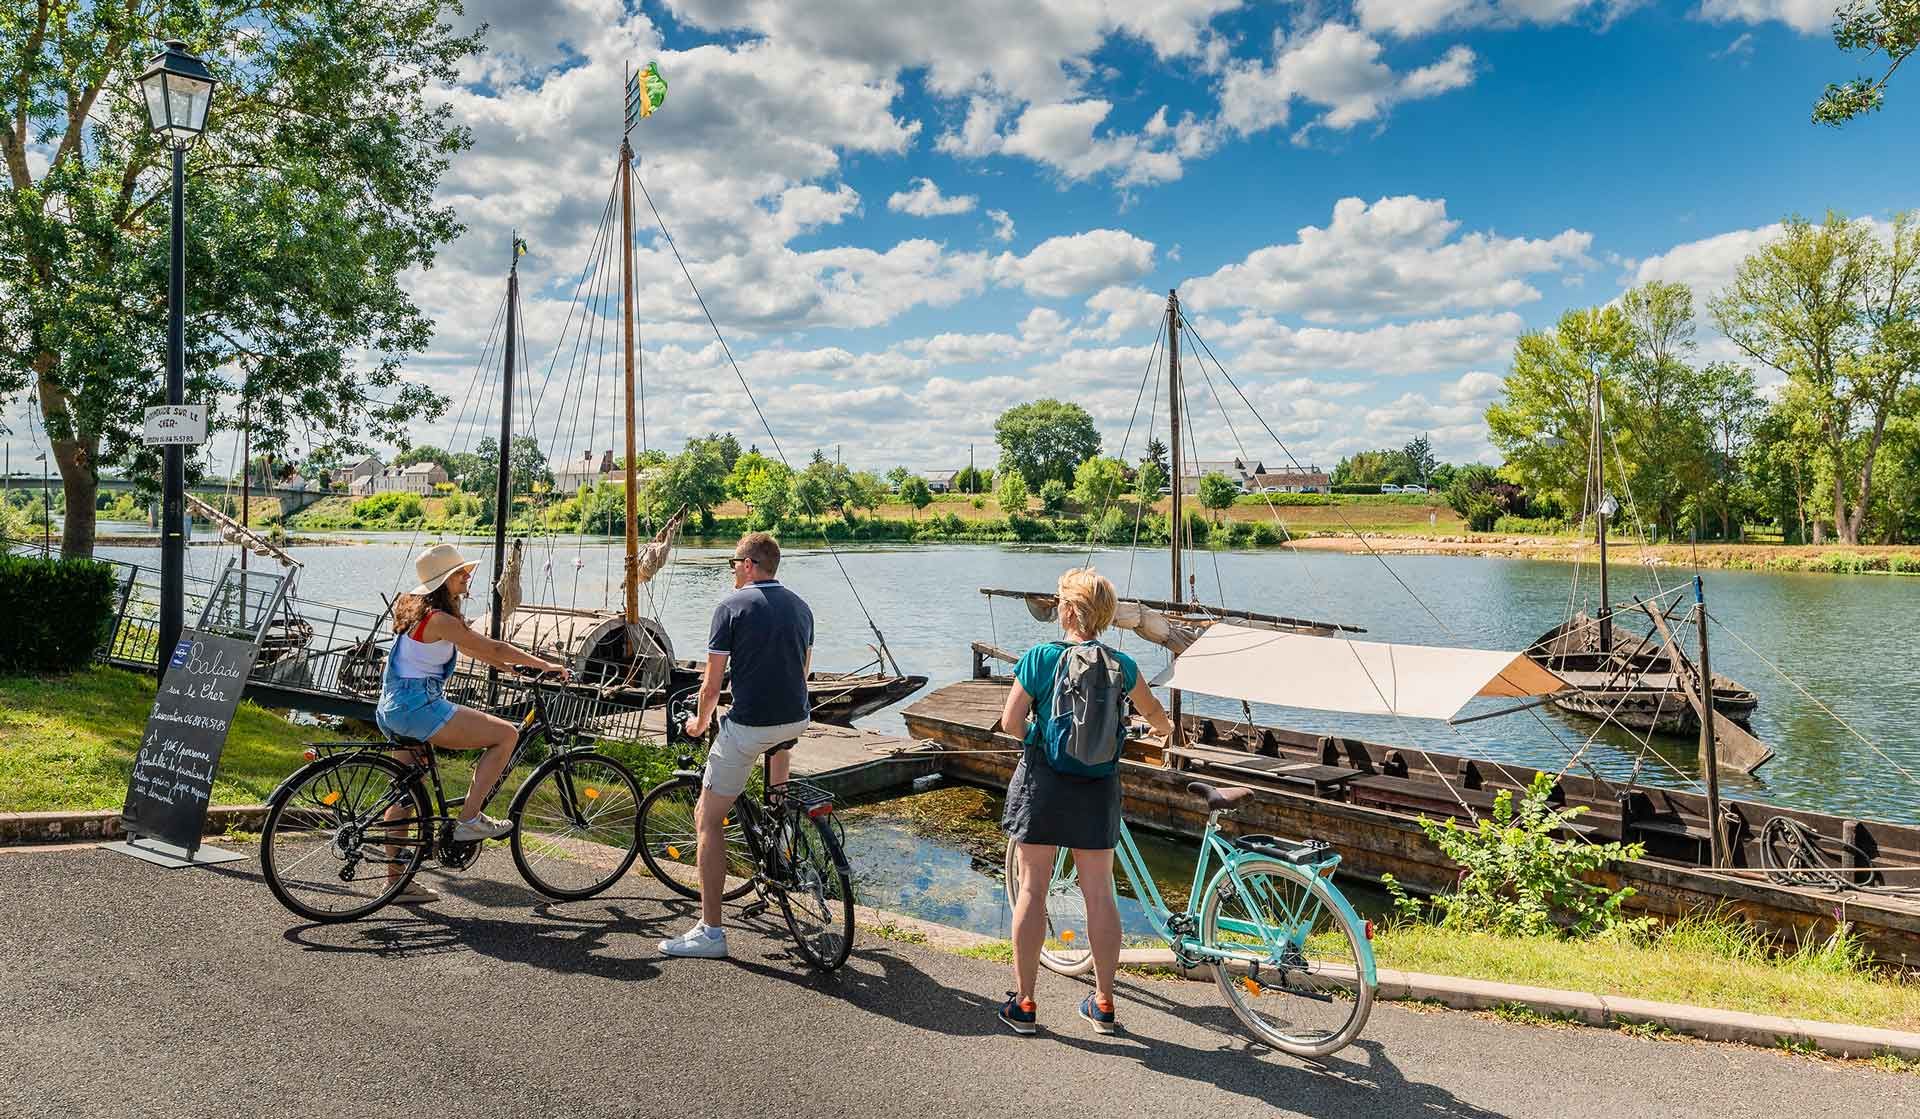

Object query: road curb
[0,805,269,846]
[1112,947,1919,1061]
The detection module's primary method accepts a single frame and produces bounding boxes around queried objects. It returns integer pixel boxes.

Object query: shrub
[352,491,425,524]
[1383,772,1651,940]
[0,552,118,673]
[1493,515,1566,535]
[1248,520,1284,546]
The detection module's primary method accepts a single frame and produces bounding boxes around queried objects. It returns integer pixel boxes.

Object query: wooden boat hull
[903,675,1920,962]
[1529,613,1759,736]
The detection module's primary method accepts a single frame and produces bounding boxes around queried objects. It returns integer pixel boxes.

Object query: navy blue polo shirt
[707,579,814,726]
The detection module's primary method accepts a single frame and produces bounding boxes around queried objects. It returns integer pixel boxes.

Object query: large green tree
[1710,211,1920,544]
[0,2,479,556]
[1813,1,1918,125]
[1620,281,1713,540]
[1697,362,1766,539]
[1486,306,1635,516]
[994,398,1099,489]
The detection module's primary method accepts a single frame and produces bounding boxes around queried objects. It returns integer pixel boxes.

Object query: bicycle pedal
[739,900,769,919]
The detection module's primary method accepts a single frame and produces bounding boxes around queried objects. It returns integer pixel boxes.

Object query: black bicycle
[636,689,855,971]
[261,666,643,922]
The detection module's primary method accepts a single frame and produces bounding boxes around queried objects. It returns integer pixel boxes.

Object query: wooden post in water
[1695,575,1724,868]
[1593,364,1612,654]
[1166,289,1183,732]
[619,138,641,631]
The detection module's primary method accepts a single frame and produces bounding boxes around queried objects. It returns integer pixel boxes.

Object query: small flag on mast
[625,60,668,131]
[514,236,529,258]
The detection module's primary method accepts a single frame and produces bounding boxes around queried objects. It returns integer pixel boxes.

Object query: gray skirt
[1000,742,1121,851]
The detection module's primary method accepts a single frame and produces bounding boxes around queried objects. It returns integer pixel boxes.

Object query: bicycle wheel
[1002,837,1097,977]
[636,775,755,901]
[1198,858,1374,1058]
[261,755,430,923]
[509,751,642,900]
[778,809,855,971]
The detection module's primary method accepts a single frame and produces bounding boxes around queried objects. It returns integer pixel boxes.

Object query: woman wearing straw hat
[377,543,567,902]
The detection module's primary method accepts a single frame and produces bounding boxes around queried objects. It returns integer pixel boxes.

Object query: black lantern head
[138,40,218,146]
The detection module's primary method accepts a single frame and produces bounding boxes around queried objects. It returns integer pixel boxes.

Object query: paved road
[1,843,1912,1119]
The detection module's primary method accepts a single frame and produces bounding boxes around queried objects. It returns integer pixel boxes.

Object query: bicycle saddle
[1188,782,1255,812]
[768,739,798,756]
[390,736,431,751]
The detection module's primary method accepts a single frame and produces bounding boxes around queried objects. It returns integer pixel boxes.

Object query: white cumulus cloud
[1216,23,1480,140]
[886,177,978,216]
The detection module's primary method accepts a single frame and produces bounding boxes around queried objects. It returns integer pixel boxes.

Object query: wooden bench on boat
[1166,743,1364,796]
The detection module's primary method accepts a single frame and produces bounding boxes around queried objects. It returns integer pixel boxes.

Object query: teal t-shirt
[1014,641,1140,746]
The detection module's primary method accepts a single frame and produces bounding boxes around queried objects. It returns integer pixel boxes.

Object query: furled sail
[626,507,685,597]
[1151,623,1566,722]
[495,538,524,618]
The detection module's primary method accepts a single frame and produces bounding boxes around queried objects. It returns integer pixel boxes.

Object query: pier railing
[8,542,662,743]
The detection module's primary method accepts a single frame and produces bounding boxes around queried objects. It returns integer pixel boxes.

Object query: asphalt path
[1,842,1912,1119]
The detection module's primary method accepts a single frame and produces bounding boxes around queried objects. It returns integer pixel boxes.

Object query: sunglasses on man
[728,556,753,569]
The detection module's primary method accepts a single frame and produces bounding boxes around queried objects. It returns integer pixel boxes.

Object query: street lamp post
[138,41,218,663]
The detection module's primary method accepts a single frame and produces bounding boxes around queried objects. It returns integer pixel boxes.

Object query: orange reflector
[320,791,342,807]
[807,804,833,820]
[665,845,681,860]
[302,748,317,762]
[1364,920,1374,941]
[583,787,600,800]
[1060,929,1076,943]
[1241,976,1263,997]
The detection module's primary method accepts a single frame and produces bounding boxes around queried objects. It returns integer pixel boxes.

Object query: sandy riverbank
[1283,533,1920,574]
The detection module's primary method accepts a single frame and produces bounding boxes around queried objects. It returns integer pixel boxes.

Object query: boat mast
[1592,358,1612,654]
[1167,289,1183,729]
[488,234,519,648]
[619,132,641,628]
[1694,576,1725,867]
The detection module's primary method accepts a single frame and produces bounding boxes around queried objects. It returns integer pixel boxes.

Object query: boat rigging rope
[1755,815,1902,893]
[629,163,899,675]
[1708,611,1920,798]
[1179,319,1643,816]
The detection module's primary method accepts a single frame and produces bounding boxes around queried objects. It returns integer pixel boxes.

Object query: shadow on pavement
[733,947,1511,1118]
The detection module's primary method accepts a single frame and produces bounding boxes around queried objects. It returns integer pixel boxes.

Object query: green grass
[0,665,368,813]
[955,940,1015,964]
[1371,916,1920,1033]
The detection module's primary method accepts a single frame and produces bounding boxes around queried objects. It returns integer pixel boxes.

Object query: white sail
[1152,623,1566,721]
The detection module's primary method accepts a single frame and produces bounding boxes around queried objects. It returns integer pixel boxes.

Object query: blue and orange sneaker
[1078,991,1118,1034]
[999,992,1038,1035]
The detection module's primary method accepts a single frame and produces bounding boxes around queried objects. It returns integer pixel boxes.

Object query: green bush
[1248,520,1284,546]
[351,491,425,524]
[0,552,118,673]
[1383,773,1650,940]
[1493,515,1566,535]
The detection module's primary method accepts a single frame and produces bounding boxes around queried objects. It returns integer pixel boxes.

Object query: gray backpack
[1040,642,1128,778]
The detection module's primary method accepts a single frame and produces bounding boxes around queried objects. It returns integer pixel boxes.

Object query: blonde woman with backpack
[997,567,1174,1036]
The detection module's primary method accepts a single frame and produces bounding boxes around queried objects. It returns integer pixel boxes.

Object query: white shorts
[703,716,811,798]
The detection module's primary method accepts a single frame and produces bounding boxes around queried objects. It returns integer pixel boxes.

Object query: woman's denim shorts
[376,677,459,743]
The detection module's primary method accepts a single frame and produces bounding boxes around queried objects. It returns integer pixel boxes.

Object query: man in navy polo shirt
[660,531,814,959]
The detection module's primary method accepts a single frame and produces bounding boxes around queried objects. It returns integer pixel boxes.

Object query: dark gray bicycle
[261,667,643,922]
[636,689,855,971]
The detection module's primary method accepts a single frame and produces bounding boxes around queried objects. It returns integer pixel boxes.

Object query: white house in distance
[554,450,616,493]
[1252,466,1331,492]
[350,460,449,496]
[1180,458,1265,495]
[342,454,382,487]
[919,469,960,494]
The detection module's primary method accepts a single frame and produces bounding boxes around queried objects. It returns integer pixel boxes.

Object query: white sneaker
[450,812,513,842]
[659,922,729,959]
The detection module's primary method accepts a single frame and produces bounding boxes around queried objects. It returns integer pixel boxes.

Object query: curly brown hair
[392,583,462,636]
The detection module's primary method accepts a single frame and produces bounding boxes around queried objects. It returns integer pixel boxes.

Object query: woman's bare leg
[1071,847,1122,1006]
[431,706,520,820]
[1011,842,1058,1003]
[385,746,426,883]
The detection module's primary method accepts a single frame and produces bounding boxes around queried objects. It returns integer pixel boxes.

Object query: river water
[104,532,1920,824]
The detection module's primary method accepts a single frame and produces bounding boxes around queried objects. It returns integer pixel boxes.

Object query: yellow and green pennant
[625,60,668,129]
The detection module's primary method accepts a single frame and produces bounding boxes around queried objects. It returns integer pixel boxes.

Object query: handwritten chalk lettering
[123,631,262,850]
[185,643,245,681]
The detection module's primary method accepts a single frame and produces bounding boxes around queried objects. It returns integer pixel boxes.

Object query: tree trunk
[35,360,100,559]
[1848,412,1894,547]
[1833,463,1856,546]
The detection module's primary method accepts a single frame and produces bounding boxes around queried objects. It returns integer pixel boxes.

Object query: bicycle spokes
[1202,860,1371,1055]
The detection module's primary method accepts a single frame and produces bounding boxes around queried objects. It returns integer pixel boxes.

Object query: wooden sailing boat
[1522,356,1763,751]
[901,287,1920,959]
[464,76,922,726]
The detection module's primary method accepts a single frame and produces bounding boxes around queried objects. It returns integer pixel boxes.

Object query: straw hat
[409,543,480,596]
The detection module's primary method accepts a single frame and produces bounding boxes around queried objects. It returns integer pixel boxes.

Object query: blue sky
[8,0,1915,480]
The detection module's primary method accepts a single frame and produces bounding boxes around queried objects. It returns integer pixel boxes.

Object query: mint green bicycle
[1003,781,1377,1057]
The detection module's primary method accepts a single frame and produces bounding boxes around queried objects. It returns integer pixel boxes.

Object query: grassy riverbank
[0,666,358,813]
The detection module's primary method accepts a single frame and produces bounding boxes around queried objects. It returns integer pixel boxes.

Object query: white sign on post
[142,405,207,447]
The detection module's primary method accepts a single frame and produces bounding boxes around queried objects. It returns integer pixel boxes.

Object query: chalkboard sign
[121,631,261,853]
